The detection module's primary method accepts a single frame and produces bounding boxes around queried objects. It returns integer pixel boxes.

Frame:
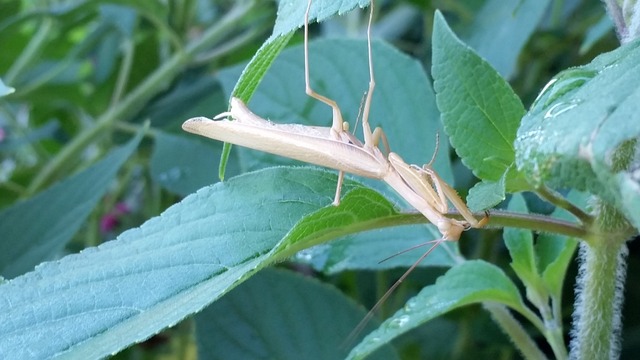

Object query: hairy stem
[569,201,633,360]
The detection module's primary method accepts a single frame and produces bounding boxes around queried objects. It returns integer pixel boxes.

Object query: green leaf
[461,0,551,79]
[0,78,14,97]
[106,0,177,42]
[0,167,416,358]
[432,11,528,191]
[282,188,459,271]
[536,191,583,297]
[346,260,525,359]
[139,73,224,129]
[272,0,369,40]
[230,33,294,103]
[503,194,538,287]
[616,171,640,230]
[276,187,404,256]
[98,4,138,37]
[0,121,58,152]
[195,268,398,360]
[219,31,294,180]
[515,39,640,229]
[150,131,240,196]
[580,15,614,54]
[0,130,143,278]
[296,225,458,273]
[466,173,507,212]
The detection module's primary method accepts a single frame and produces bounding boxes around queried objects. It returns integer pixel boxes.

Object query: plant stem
[25,2,258,196]
[447,209,587,239]
[4,17,54,85]
[110,39,135,107]
[570,241,628,360]
[536,186,593,226]
[546,316,569,360]
[275,207,586,262]
[569,201,633,360]
[484,303,548,360]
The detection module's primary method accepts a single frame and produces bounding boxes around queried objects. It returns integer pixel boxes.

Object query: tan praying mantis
[182,0,488,328]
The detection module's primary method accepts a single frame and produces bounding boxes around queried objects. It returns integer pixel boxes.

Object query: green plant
[0,0,638,359]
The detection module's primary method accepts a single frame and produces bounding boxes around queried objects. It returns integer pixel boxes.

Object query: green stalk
[569,201,633,360]
[484,303,548,360]
[25,1,258,196]
[536,187,593,226]
[110,39,135,107]
[4,17,54,85]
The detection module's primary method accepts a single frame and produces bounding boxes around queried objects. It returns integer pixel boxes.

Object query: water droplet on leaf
[543,99,581,119]
[387,314,410,329]
[404,298,418,311]
[531,68,596,113]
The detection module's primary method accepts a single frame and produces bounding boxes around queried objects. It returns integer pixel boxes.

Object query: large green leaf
[515,39,640,229]
[461,0,551,79]
[432,11,528,191]
[0,167,423,359]
[195,268,398,360]
[0,130,143,278]
[346,260,526,359]
[150,131,240,196]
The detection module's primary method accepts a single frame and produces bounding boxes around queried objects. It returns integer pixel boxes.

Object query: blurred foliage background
[0,0,637,358]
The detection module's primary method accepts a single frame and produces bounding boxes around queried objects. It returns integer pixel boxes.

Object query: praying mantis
[183,0,487,241]
[182,0,488,325]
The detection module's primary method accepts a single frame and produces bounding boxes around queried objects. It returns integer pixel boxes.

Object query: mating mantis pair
[182,0,487,315]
